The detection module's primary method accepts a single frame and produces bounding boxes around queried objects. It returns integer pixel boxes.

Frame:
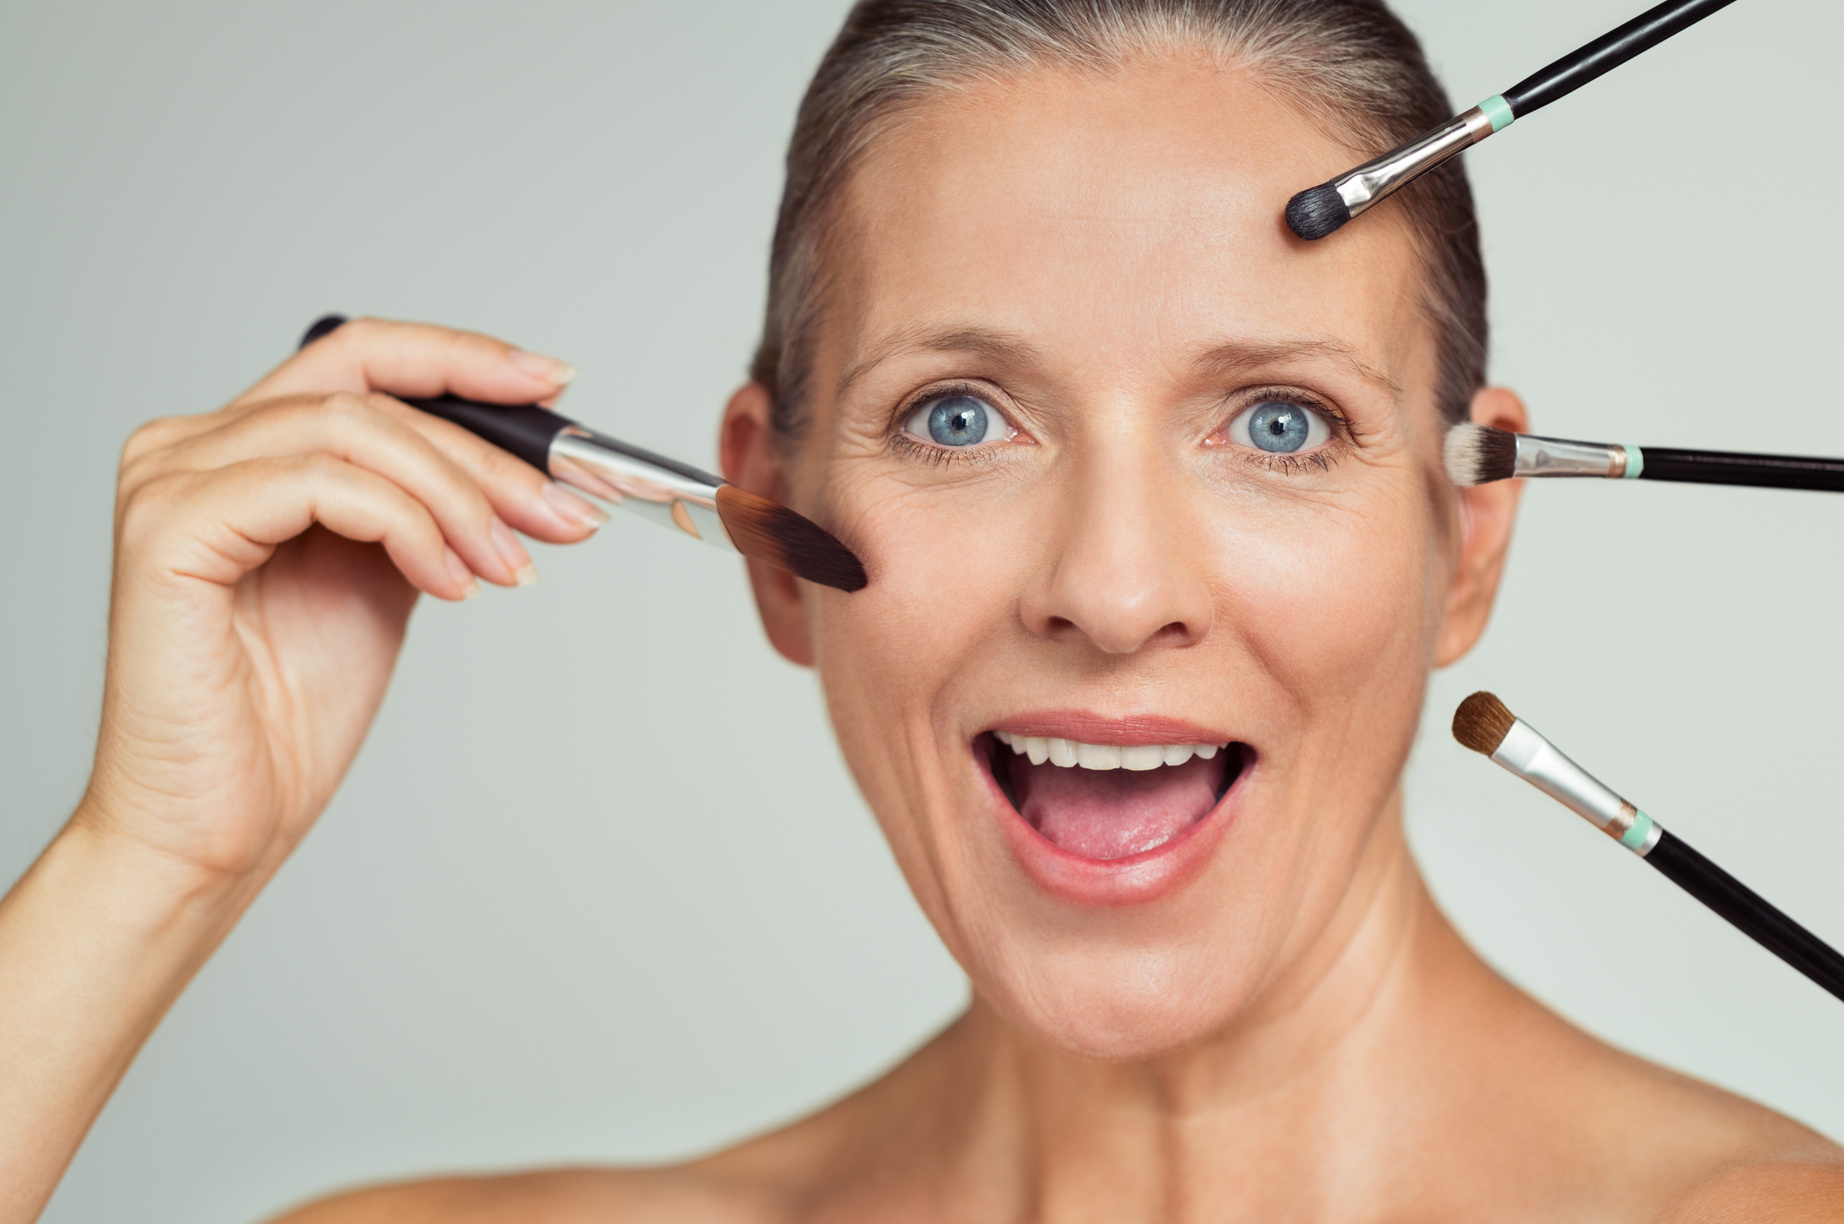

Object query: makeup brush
[1452,692,1844,1005]
[1443,423,1844,494]
[1286,0,1739,241]
[297,316,866,593]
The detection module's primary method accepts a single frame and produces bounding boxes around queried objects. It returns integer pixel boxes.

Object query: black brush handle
[1639,446,1844,493]
[298,314,570,471]
[1503,0,1739,118]
[1646,831,1844,1004]
[395,395,571,472]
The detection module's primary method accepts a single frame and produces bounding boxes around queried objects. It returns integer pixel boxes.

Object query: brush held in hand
[1452,691,1844,1006]
[300,316,868,593]
[1285,0,1740,241]
[1443,423,1844,494]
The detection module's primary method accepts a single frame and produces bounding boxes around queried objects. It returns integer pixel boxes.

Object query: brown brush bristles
[715,484,868,593]
[1452,691,1516,756]
[1442,423,1518,488]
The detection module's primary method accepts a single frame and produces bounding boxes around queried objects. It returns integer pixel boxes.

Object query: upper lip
[982,710,1234,747]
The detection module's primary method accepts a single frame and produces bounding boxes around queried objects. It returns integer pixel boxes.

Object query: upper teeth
[994,730,1229,771]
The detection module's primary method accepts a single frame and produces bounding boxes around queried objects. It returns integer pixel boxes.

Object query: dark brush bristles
[1442,423,1518,488]
[1284,184,1352,241]
[1452,692,1516,756]
[715,484,868,593]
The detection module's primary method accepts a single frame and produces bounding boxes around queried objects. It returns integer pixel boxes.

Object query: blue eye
[1229,400,1329,455]
[1247,402,1309,452]
[904,394,1011,448]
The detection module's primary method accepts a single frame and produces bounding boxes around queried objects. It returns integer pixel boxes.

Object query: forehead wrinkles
[812,72,1433,423]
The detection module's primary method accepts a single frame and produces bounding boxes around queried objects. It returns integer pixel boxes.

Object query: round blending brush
[1285,0,1739,242]
[1452,692,1844,1005]
[1443,423,1844,494]
[299,316,866,593]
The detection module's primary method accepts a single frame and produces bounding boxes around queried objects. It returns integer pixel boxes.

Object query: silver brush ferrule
[1513,434,1644,480]
[1335,107,1494,220]
[1491,720,1662,856]
[546,427,738,552]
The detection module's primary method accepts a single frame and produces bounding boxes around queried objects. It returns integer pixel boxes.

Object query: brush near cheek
[1443,423,1844,494]
[299,316,867,593]
[1285,0,1739,241]
[1452,692,1844,1005]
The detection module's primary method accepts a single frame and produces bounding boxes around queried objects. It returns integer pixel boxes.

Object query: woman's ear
[720,383,815,667]
[1434,386,1527,667]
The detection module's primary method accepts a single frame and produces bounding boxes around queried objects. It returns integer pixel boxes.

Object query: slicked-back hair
[750,0,1488,443]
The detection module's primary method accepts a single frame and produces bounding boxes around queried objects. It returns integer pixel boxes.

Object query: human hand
[75,317,608,885]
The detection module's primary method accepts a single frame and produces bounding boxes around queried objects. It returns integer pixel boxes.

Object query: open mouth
[984,731,1247,862]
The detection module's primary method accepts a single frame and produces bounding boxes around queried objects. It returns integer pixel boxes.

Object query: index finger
[230,316,576,410]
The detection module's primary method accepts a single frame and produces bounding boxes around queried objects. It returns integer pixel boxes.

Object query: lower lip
[979,744,1245,907]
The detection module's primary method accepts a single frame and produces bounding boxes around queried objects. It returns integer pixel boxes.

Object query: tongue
[1010,752,1227,860]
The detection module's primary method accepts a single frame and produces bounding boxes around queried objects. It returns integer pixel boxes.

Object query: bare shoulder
[265,1027,951,1224]
[1483,988,1844,1220]
[265,1165,793,1224]
[1622,1047,1844,1218]
[1422,938,1844,1222]
[1655,1157,1844,1222]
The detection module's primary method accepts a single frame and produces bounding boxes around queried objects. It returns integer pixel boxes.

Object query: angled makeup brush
[1453,692,1844,1005]
[1286,0,1739,241]
[298,315,866,593]
[1443,422,1844,494]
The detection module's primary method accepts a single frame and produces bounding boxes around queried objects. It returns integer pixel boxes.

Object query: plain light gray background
[5,0,1842,1219]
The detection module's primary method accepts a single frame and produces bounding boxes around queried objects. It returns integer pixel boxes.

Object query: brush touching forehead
[812,61,1436,432]
[753,0,1491,443]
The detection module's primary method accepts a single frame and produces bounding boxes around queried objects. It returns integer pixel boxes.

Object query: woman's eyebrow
[834,329,1400,401]
[1192,339,1402,396]
[836,325,1040,399]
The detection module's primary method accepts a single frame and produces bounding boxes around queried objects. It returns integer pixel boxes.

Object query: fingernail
[491,517,539,587]
[508,348,577,385]
[446,546,482,600]
[541,482,610,529]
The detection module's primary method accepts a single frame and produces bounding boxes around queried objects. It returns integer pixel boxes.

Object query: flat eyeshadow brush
[1452,692,1844,1005]
[1286,0,1739,241]
[1444,423,1844,494]
[299,316,866,592]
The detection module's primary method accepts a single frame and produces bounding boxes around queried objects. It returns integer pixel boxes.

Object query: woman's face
[725,56,1522,1057]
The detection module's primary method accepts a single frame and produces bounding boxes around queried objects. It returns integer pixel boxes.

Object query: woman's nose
[1018,456,1215,655]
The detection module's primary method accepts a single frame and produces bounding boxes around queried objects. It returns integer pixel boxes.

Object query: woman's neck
[874,798,1515,1222]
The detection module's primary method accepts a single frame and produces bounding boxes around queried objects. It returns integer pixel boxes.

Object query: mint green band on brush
[1479,95,1515,132]
[1622,444,1644,479]
[1621,812,1654,852]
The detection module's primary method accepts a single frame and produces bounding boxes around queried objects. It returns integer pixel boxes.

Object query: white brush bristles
[1443,423,1517,488]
